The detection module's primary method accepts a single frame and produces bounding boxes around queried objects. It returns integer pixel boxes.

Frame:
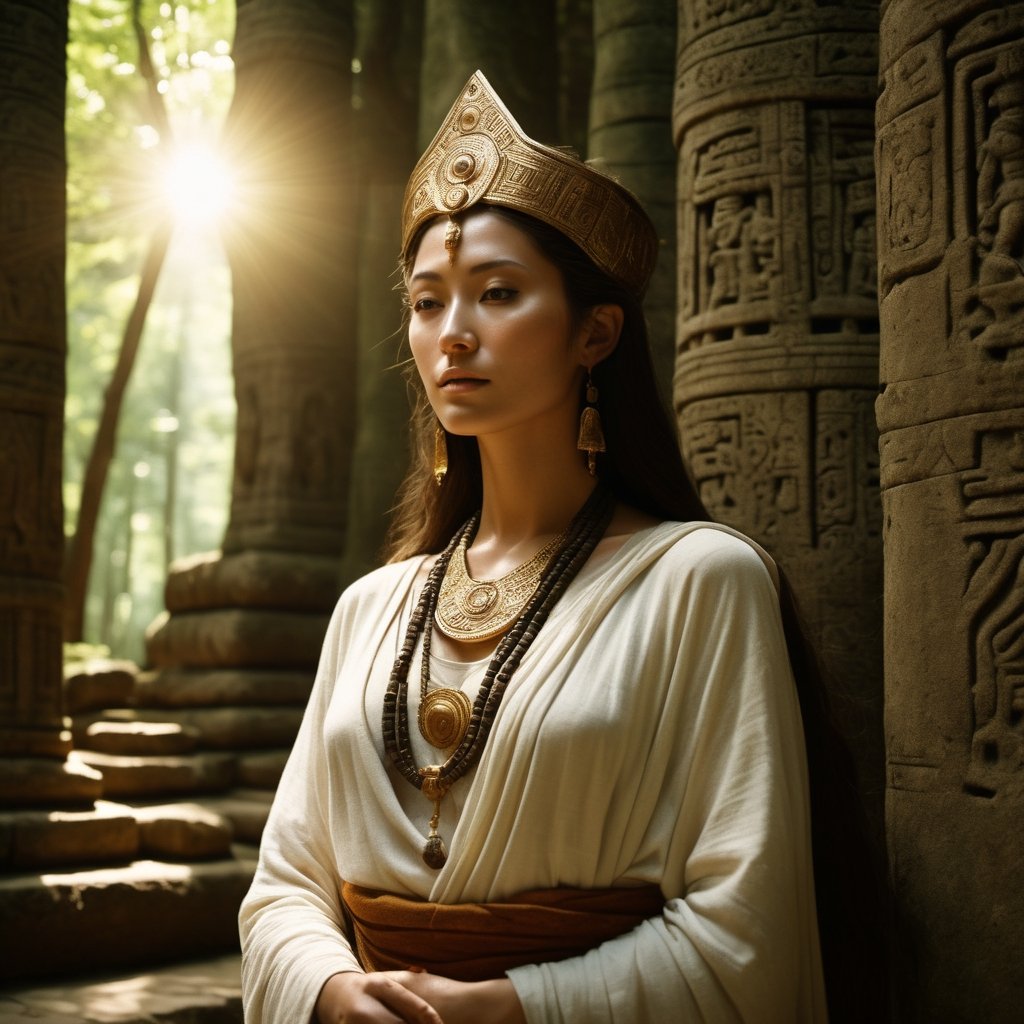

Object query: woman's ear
[580,304,624,368]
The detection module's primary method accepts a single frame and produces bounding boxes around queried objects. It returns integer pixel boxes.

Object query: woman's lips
[438,368,488,390]
[440,377,488,393]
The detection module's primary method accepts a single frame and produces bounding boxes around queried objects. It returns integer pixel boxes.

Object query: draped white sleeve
[239,523,827,1024]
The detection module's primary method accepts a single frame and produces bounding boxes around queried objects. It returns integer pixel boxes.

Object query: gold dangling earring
[433,421,448,486]
[576,370,606,476]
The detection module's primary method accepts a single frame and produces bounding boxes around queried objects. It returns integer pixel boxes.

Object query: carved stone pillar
[673,0,883,833]
[877,1,1024,1019]
[0,0,99,802]
[590,0,677,399]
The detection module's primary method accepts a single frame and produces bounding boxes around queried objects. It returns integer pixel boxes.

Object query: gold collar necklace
[382,485,615,870]
[434,530,565,642]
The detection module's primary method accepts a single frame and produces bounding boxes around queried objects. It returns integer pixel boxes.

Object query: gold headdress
[401,71,658,298]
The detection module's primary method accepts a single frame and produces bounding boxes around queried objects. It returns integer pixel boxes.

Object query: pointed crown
[401,71,658,298]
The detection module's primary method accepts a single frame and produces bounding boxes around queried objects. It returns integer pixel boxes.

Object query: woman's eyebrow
[409,258,528,284]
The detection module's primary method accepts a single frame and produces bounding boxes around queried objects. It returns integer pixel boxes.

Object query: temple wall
[877,1,1024,1019]
[673,0,884,833]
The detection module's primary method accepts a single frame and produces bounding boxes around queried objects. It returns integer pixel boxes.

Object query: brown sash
[340,881,665,981]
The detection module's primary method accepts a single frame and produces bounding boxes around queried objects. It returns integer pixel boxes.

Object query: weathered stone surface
[877,2,1024,1021]
[73,708,304,752]
[164,549,341,614]
[145,608,329,670]
[673,1,884,841]
[202,789,275,844]
[0,952,243,1023]
[0,756,103,808]
[73,752,236,799]
[62,659,137,715]
[133,803,234,860]
[133,668,313,709]
[0,856,256,983]
[0,807,139,870]
[0,1,67,763]
[235,749,290,790]
[83,721,201,756]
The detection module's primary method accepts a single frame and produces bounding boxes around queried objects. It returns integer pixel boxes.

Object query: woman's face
[406,209,586,444]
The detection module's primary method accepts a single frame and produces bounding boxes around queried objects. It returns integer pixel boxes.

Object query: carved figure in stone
[747,194,777,300]
[707,193,776,310]
[889,120,933,251]
[708,194,749,307]
[974,70,1024,355]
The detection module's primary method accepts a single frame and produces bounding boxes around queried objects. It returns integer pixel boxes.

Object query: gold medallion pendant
[434,533,562,641]
[418,687,473,751]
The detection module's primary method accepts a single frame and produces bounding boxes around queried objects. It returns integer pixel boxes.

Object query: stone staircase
[0,657,292,986]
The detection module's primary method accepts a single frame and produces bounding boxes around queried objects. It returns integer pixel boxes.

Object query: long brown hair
[384,204,709,562]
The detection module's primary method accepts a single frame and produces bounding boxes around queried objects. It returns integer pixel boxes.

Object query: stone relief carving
[962,427,1024,796]
[878,0,1024,816]
[969,60,1024,358]
[681,393,810,545]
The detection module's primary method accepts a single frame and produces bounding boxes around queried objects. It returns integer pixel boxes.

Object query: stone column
[877,1,1024,1020]
[0,0,99,803]
[673,1,883,833]
[418,0,559,150]
[339,3,421,585]
[142,0,356,791]
[590,0,677,401]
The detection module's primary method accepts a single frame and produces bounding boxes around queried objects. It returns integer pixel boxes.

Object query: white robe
[239,522,828,1023]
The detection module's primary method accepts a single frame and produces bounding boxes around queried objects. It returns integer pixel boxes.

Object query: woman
[240,71,828,1024]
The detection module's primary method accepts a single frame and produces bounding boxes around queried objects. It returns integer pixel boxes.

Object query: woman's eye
[412,297,440,312]
[482,287,516,302]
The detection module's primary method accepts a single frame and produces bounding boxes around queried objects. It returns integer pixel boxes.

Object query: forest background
[66,0,237,663]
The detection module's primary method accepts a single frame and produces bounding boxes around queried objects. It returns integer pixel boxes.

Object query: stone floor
[0,954,242,1023]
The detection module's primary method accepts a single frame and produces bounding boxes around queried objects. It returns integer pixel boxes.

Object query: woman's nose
[438,301,477,353]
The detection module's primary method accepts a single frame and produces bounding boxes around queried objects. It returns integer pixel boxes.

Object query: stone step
[0,952,243,1023]
[164,549,341,613]
[84,721,201,756]
[0,856,256,984]
[72,707,304,752]
[199,789,275,845]
[145,608,328,671]
[236,749,290,789]
[0,805,139,870]
[62,659,137,715]
[134,668,313,709]
[128,802,235,860]
[0,756,103,809]
[73,751,237,799]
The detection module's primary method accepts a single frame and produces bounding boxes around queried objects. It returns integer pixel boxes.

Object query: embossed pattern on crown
[401,70,658,298]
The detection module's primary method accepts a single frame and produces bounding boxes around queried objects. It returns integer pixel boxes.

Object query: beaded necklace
[382,485,615,868]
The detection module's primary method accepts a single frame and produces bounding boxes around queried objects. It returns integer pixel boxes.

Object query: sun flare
[161,143,235,228]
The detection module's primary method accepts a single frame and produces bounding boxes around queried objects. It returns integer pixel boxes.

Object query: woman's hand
[314,971,444,1024]
[381,971,526,1024]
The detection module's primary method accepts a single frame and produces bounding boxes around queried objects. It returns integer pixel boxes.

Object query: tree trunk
[63,221,172,640]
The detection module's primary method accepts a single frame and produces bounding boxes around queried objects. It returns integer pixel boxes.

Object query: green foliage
[66,0,237,662]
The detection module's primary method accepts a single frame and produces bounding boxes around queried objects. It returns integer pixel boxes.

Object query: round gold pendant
[418,687,472,750]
